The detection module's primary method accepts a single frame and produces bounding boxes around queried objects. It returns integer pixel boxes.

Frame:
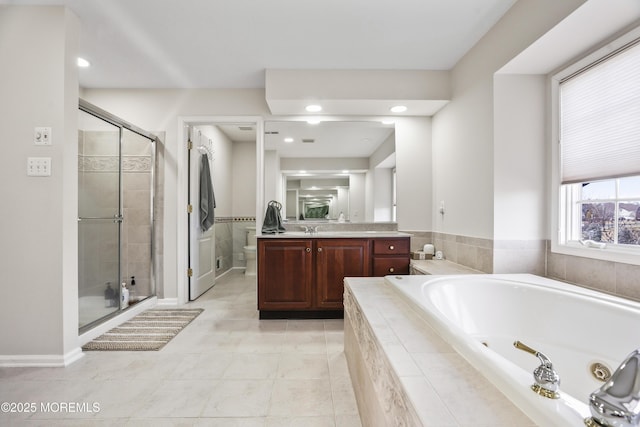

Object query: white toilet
[243,227,257,276]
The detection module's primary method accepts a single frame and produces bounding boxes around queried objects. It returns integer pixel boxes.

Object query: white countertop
[258,231,412,239]
[410,259,482,275]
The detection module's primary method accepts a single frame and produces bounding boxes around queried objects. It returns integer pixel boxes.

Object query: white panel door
[188,128,216,300]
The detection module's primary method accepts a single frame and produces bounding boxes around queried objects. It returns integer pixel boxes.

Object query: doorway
[180,118,263,303]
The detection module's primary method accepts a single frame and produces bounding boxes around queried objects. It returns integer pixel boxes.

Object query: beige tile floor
[0,271,362,426]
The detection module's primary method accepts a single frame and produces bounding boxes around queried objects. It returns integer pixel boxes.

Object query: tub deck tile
[344,277,537,427]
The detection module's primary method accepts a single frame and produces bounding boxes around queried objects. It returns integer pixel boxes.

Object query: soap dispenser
[120,281,129,309]
[129,276,137,304]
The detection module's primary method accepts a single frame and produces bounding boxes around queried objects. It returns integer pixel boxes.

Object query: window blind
[560,40,640,184]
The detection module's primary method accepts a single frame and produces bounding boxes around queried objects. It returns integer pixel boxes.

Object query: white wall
[263,150,281,212]
[280,157,368,172]
[0,6,80,363]
[337,187,349,219]
[431,0,586,240]
[493,74,547,240]
[232,141,257,216]
[373,168,394,222]
[395,117,432,231]
[196,125,233,217]
[364,170,374,222]
[368,132,395,222]
[369,132,395,168]
[349,173,366,222]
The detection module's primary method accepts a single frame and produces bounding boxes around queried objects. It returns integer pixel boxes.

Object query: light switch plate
[27,157,51,176]
[34,127,52,145]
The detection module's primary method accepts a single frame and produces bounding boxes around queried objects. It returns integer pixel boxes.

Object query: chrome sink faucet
[302,226,320,235]
[513,340,561,399]
[585,348,640,427]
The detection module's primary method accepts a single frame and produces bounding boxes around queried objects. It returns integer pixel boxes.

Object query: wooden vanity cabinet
[315,239,370,309]
[257,239,313,311]
[258,235,409,318]
[372,238,411,276]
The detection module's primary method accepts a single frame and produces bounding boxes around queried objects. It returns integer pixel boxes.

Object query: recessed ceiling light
[77,57,90,68]
[305,104,322,112]
[390,105,407,113]
[307,119,321,125]
[381,120,394,125]
[284,137,294,143]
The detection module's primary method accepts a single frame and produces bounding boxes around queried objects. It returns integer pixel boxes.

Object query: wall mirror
[264,120,396,222]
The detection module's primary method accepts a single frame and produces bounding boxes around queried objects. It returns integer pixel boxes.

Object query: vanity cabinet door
[315,239,370,309]
[371,237,410,277]
[258,239,313,310]
[372,238,410,255]
[372,257,410,276]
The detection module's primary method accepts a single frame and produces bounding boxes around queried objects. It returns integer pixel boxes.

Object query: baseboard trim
[0,347,84,368]
[157,297,178,306]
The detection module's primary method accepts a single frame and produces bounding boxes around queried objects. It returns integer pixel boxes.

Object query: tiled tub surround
[407,232,640,305]
[411,259,480,275]
[409,232,545,275]
[344,277,533,427]
[431,232,494,273]
[546,244,640,302]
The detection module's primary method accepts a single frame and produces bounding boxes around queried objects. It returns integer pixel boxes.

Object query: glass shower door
[78,111,122,329]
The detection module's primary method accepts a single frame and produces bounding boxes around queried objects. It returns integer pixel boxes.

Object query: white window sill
[551,241,640,266]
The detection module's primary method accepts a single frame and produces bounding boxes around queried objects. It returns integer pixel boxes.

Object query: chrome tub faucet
[585,348,640,427]
[513,340,561,399]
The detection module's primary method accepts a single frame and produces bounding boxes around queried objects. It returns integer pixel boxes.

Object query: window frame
[550,26,640,266]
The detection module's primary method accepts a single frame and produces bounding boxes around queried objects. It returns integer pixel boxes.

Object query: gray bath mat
[82,308,203,351]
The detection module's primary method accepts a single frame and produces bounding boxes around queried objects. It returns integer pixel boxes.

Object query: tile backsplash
[402,230,639,303]
[546,245,640,302]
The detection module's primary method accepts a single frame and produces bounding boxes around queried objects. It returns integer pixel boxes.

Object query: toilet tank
[246,227,257,246]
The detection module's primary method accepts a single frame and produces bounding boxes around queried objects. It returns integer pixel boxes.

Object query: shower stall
[78,100,156,331]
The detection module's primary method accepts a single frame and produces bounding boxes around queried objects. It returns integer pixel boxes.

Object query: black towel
[262,200,285,234]
[200,154,216,232]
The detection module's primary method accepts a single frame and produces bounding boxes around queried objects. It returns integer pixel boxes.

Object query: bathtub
[385,274,640,427]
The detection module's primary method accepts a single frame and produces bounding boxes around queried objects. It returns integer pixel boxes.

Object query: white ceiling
[265,121,394,158]
[5,0,518,160]
[3,0,517,89]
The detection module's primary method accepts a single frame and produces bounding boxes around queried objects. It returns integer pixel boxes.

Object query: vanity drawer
[372,238,410,255]
[372,256,410,276]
